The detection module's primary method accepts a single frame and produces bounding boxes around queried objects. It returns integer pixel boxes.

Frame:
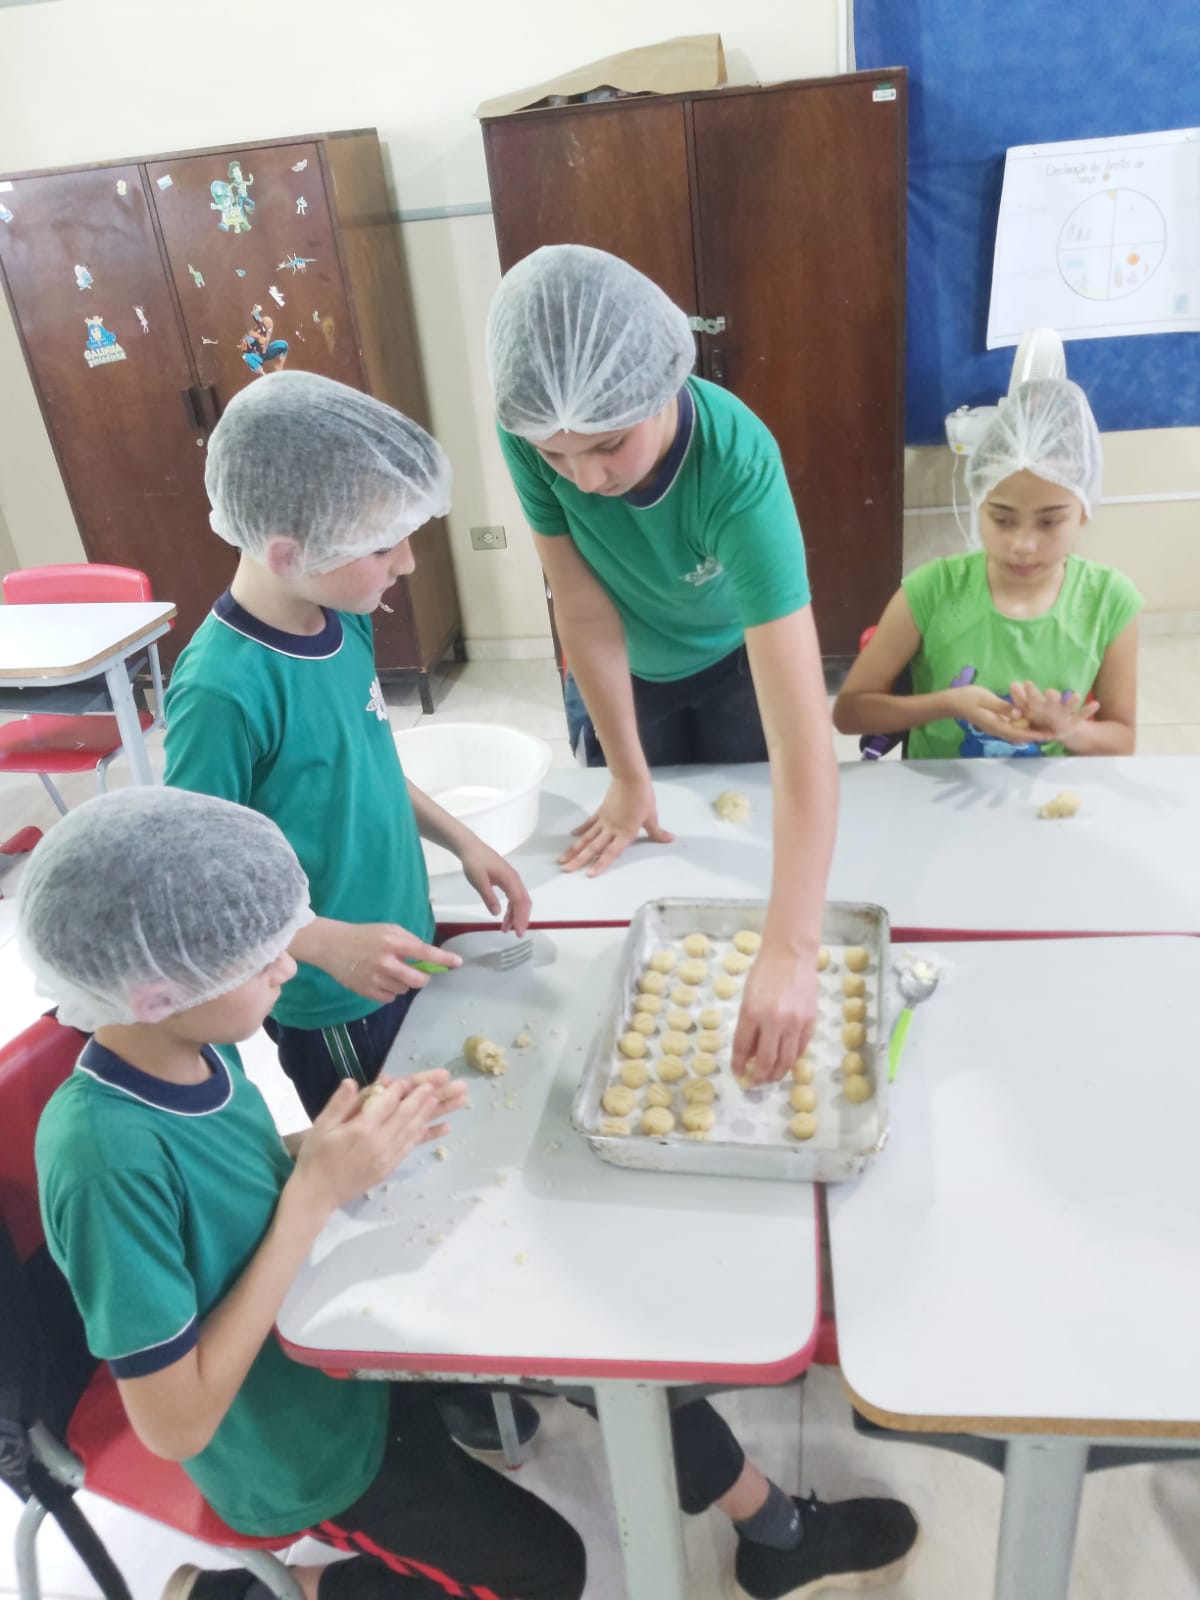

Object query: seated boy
[27,786,586,1600]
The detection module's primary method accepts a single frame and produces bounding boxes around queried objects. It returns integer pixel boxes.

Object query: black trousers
[582,646,769,768]
[264,990,417,1121]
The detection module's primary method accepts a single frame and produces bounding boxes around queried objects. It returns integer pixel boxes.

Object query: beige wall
[1,0,1198,641]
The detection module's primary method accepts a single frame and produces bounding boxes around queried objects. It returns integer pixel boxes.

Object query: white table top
[0,601,176,681]
[428,758,1200,936]
[277,928,820,1382]
[828,935,1200,1435]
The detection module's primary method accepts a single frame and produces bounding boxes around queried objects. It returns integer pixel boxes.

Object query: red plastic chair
[0,565,168,816]
[0,1015,303,1599]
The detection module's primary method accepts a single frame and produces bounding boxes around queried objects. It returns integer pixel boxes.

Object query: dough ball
[634,992,663,1015]
[642,1106,676,1136]
[790,1083,817,1113]
[660,1030,690,1057]
[692,1052,719,1076]
[599,1117,630,1137]
[631,1012,658,1036]
[682,1104,716,1133]
[682,1077,717,1104]
[722,951,750,976]
[789,1112,818,1141]
[618,1031,648,1059]
[713,974,741,1000]
[649,949,676,974]
[732,929,762,956]
[844,946,870,973]
[356,1082,389,1119]
[841,1022,866,1050]
[683,933,711,958]
[620,1060,649,1088]
[657,1056,688,1083]
[463,1034,507,1076]
[843,997,866,1023]
[695,1029,723,1053]
[638,970,667,996]
[645,1082,674,1109]
[602,1085,637,1117]
[842,973,866,998]
[792,1057,814,1085]
[699,1006,723,1031]
[679,958,708,986]
[842,1051,866,1077]
[714,790,750,824]
[817,946,831,971]
[666,1008,695,1033]
[1038,789,1081,820]
[671,985,701,1008]
[843,1074,873,1103]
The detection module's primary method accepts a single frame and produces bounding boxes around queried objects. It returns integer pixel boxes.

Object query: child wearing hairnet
[26,788,587,1600]
[835,378,1141,757]
[164,373,531,1124]
[488,245,838,1091]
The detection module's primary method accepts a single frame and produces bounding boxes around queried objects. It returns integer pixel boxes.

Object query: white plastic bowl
[394,722,554,876]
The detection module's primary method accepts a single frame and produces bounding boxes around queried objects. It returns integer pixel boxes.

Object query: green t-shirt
[498,377,811,682]
[164,594,434,1029]
[902,551,1143,759]
[36,1039,388,1537]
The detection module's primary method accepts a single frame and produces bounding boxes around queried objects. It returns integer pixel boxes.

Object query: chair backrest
[3,565,153,607]
[0,1014,89,1262]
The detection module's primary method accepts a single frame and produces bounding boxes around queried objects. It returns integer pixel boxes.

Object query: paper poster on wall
[988,126,1200,347]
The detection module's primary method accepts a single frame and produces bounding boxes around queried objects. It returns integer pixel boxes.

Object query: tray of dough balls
[570,898,891,1183]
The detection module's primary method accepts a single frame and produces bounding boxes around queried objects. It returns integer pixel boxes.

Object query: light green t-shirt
[164,595,434,1028]
[498,377,811,682]
[36,1040,388,1538]
[902,551,1143,759]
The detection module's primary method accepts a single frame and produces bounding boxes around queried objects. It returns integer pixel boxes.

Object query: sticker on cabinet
[188,263,206,288]
[291,158,308,173]
[210,161,254,233]
[74,263,94,292]
[268,284,285,307]
[277,253,316,274]
[157,174,174,190]
[133,305,150,334]
[116,179,128,196]
[0,206,13,226]
[84,316,126,368]
[295,195,308,216]
[239,304,288,377]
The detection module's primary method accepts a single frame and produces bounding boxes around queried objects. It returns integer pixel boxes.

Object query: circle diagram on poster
[1057,189,1165,301]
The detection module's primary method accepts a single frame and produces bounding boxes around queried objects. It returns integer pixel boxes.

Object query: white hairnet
[206,371,452,575]
[18,787,312,1032]
[486,244,696,438]
[967,378,1102,517]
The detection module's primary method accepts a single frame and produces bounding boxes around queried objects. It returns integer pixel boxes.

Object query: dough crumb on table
[434,1144,449,1162]
[513,1031,532,1049]
[463,1035,507,1076]
[714,790,751,823]
[1038,790,1081,819]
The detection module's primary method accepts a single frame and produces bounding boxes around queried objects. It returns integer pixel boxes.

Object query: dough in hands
[634,992,663,1015]
[732,929,762,956]
[620,1060,649,1088]
[602,1085,638,1117]
[789,1112,818,1141]
[713,974,741,1000]
[649,949,677,974]
[841,1022,866,1050]
[683,933,711,958]
[789,1083,817,1113]
[842,973,866,998]
[682,1077,717,1104]
[618,1032,648,1059]
[666,1008,695,1033]
[699,1006,723,1031]
[463,1035,507,1076]
[843,1074,873,1103]
[792,1057,814,1085]
[722,951,750,976]
[671,985,701,1008]
[638,970,667,996]
[843,997,866,1023]
[356,1082,389,1119]
[714,790,750,824]
[679,958,708,986]
[691,1051,719,1076]
[631,1012,657,1036]
[1039,790,1081,820]
[642,1106,676,1135]
[645,1083,674,1109]
[844,946,870,973]
[682,1104,716,1133]
[657,1056,688,1083]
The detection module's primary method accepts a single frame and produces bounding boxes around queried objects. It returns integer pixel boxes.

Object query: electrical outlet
[470,525,507,551]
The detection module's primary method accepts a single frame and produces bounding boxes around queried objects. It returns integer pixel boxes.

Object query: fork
[410,938,533,976]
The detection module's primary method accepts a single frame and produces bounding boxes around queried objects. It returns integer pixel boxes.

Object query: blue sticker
[0,205,13,225]
[277,252,317,274]
[235,268,246,277]
[74,263,94,292]
[84,315,126,368]
[157,174,173,190]
[188,263,206,288]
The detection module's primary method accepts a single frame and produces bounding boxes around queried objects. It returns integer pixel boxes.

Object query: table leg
[593,1383,689,1600]
[994,1435,1088,1600]
[103,657,154,785]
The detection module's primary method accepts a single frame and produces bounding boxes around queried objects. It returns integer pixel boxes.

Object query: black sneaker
[161,1569,258,1600]
[734,1492,918,1599]
[436,1390,541,1460]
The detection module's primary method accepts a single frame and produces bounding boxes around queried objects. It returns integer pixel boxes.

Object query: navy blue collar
[213,590,343,660]
[78,1038,233,1117]
[622,385,695,510]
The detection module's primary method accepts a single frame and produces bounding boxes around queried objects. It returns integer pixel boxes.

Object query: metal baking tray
[570,898,891,1182]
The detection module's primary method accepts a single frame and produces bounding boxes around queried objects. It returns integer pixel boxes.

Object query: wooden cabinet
[0,132,460,697]
[482,72,907,663]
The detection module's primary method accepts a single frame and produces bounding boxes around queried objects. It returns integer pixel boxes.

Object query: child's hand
[289,1073,462,1217]
[319,921,463,1001]
[1009,682,1099,743]
[458,842,532,935]
[945,684,1032,744]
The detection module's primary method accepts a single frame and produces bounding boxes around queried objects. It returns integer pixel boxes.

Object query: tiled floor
[2,640,1200,1598]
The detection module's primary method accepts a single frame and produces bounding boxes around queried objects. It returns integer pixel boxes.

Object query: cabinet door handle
[197,384,220,431]
[709,346,727,386]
